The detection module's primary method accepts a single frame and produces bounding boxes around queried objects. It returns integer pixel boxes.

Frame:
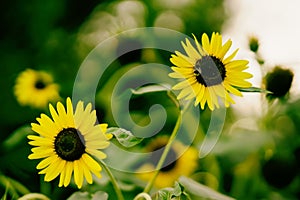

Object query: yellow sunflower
[169,32,253,110]
[28,97,112,189]
[137,137,198,188]
[14,69,60,108]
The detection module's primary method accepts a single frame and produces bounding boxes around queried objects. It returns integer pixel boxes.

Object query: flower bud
[264,66,294,100]
[249,36,259,53]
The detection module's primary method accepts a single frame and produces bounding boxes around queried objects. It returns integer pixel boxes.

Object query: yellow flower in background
[169,32,253,110]
[14,69,60,108]
[137,137,198,188]
[28,97,112,189]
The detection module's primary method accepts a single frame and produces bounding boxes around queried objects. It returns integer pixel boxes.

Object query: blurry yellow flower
[14,69,60,108]
[169,32,252,110]
[137,137,198,188]
[28,97,112,189]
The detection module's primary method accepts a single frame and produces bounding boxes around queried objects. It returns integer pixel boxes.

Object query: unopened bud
[264,66,294,100]
[249,36,259,53]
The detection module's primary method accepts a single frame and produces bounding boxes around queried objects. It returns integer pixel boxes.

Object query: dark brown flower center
[194,55,226,87]
[35,79,47,89]
[54,128,86,161]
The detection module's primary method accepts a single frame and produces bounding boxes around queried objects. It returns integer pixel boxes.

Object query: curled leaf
[131,84,171,95]
[107,127,143,148]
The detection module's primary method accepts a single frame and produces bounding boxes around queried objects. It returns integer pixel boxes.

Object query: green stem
[99,160,124,200]
[40,177,51,197]
[143,100,191,193]
[0,174,30,199]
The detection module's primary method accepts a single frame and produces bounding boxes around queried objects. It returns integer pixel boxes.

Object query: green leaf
[131,84,171,95]
[67,191,108,200]
[154,189,172,200]
[18,193,50,200]
[173,182,182,197]
[0,174,30,199]
[130,84,180,108]
[152,182,191,200]
[234,86,272,94]
[67,192,90,200]
[179,176,235,200]
[91,191,109,200]
[106,127,143,148]
[2,125,33,152]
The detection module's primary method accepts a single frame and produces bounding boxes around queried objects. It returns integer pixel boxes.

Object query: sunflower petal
[194,84,205,106]
[81,160,93,184]
[206,88,215,111]
[226,60,249,69]
[58,165,66,187]
[210,32,219,55]
[182,38,201,61]
[28,148,54,159]
[218,39,232,59]
[223,49,239,64]
[171,67,192,76]
[201,33,210,53]
[172,80,190,90]
[168,72,184,79]
[99,124,108,133]
[177,87,192,99]
[74,160,83,189]
[56,102,69,127]
[174,51,195,65]
[224,82,243,96]
[65,97,75,127]
[28,136,53,147]
[36,155,56,169]
[227,79,252,88]
[44,157,65,182]
[209,87,220,109]
[82,154,102,176]
[49,103,64,129]
[64,162,73,187]
[86,140,110,149]
[213,33,222,57]
[200,88,208,109]
[192,34,205,55]
[170,54,193,68]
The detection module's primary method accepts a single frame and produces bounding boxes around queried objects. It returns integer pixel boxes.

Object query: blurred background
[1,0,300,199]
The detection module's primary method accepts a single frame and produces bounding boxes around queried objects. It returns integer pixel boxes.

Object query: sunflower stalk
[143,100,191,193]
[99,160,125,200]
[40,177,51,197]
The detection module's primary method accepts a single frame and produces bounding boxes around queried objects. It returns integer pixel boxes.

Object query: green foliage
[152,182,191,200]
[131,84,171,95]
[0,174,30,200]
[67,191,108,200]
[2,125,33,152]
[179,177,234,200]
[234,86,272,94]
[107,127,143,148]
